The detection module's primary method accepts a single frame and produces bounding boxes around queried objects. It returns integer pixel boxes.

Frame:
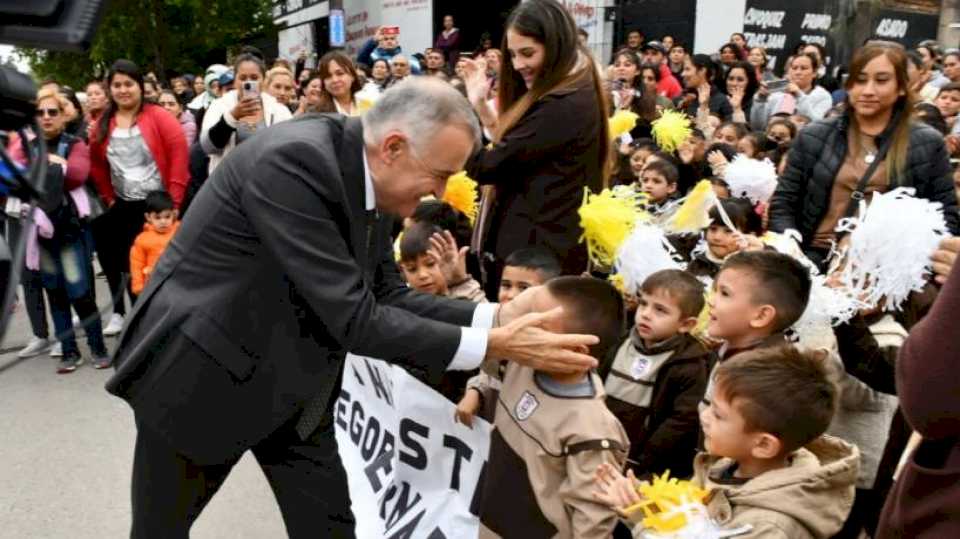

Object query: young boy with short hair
[498,247,561,304]
[640,159,680,212]
[595,346,859,538]
[130,190,180,295]
[467,277,631,539]
[602,269,712,480]
[702,250,812,407]
[398,221,485,302]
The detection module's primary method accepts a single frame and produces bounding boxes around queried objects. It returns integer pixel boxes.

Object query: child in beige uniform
[461,277,630,539]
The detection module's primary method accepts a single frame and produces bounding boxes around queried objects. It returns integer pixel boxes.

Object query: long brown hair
[844,45,916,184]
[314,52,363,113]
[495,0,611,186]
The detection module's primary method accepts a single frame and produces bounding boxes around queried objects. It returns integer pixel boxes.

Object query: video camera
[0,0,107,340]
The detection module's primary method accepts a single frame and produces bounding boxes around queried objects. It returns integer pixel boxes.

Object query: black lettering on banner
[442,435,473,491]
[351,363,365,386]
[361,415,382,461]
[364,358,394,405]
[469,460,487,517]
[365,449,394,492]
[379,429,396,461]
[349,400,365,445]
[399,418,429,470]
[426,528,448,539]
[335,389,351,431]
[380,481,423,530]
[385,509,426,539]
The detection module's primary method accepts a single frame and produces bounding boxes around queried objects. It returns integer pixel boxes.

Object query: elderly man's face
[368,124,475,217]
[391,57,410,78]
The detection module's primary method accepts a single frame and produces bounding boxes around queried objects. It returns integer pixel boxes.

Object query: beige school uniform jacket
[475,363,630,539]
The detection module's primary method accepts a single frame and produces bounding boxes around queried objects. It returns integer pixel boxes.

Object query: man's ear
[751,432,784,460]
[379,132,407,164]
[749,304,777,330]
[677,316,699,334]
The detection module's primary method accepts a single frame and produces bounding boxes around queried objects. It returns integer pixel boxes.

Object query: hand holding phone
[766,78,790,93]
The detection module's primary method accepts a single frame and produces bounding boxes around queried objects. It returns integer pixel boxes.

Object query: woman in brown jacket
[461,0,610,295]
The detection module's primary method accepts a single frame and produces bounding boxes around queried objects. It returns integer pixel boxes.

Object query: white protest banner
[334,354,491,538]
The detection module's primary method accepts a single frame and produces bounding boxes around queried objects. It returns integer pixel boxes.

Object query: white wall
[694,0,746,54]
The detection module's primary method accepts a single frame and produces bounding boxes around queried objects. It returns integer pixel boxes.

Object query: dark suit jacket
[106,114,477,464]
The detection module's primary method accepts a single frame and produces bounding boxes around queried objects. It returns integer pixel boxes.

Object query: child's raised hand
[454,388,481,428]
[428,230,468,286]
[592,463,641,510]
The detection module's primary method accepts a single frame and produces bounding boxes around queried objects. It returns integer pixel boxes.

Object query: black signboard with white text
[871,9,940,48]
[742,0,838,75]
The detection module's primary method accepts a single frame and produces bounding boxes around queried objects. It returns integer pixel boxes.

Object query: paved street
[0,276,288,538]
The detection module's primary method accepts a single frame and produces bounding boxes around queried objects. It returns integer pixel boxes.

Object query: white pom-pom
[723,156,778,205]
[615,224,684,295]
[834,188,946,311]
[791,275,865,345]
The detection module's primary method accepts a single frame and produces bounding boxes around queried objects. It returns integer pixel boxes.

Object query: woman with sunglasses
[89,59,189,336]
[6,88,111,372]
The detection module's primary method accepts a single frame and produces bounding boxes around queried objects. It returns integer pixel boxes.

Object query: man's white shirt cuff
[447,303,497,371]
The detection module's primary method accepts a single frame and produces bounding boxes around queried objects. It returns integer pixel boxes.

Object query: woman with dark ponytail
[680,53,733,121]
[88,59,189,334]
[460,0,610,293]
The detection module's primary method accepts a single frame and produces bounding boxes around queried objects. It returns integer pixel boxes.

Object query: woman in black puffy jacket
[769,45,959,267]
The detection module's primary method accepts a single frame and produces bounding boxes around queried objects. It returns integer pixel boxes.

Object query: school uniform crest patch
[515,391,539,421]
[631,356,651,379]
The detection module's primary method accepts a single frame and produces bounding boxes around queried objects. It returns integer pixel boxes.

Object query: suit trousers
[130,412,356,538]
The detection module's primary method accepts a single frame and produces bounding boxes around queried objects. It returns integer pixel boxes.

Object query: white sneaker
[71,314,80,327]
[17,336,50,358]
[104,313,124,337]
[49,342,63,357]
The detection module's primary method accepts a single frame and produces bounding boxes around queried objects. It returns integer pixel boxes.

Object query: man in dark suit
[106,78,599,538]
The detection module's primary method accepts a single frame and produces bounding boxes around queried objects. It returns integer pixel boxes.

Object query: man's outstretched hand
[486,306,598,374]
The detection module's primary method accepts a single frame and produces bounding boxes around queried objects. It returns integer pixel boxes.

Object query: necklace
[859,133,877,165]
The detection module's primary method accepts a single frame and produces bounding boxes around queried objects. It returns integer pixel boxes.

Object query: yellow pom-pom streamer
[651,109,693,154]
[442,171,479,224]
[609,273,626,294]
[665,180,717,234]
[622,471,711,534]
[693,288,713,340]
[357,98,374,115]
[578,187,642,267]
[609,110,640,141]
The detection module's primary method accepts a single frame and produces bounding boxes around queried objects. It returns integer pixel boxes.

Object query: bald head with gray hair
[361,77,482,154]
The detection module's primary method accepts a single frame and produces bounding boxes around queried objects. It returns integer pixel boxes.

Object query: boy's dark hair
[411,199,473,250]
[689,128,706,141]
[504,247,561,281]
[399,222,441,262]
[714,345,837,453]
[631,137,658,152]
[145,190,174,214]
[715,121,749,141]
[640,269,705,319]
[545,276,626,360]
[642,159,679,185]
[938,82,960,96]
[915,102,948,135]
[648,151,680,168]
[708,197,763,236]
[720,251,812,332]
[705,142,738,162]
[766,117,798,139]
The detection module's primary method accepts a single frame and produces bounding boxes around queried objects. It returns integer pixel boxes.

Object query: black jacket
[106,115,477,464]
[769,112,960,249]
[602,333,713,479]
[681,85,733,121]
[466,72,605,275]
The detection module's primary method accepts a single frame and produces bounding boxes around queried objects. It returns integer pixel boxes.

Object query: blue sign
[330,9,345,48]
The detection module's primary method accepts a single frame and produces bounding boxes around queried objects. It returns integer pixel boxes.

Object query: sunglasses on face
[36,108,60,118]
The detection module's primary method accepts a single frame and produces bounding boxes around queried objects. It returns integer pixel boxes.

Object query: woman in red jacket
[89,59,189,334]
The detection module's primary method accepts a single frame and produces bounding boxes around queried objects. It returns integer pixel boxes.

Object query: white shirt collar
[362,147,376,211]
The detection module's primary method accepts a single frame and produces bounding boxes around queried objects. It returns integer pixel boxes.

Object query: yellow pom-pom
[609,110,640,141]
[357,98,374,115]
[665,180,716,234]
[651,109,693,154]
[609,273,626,293]
[693,288,713,339]
[442,172,479,225]
[579,187,642,267]
[621,471,712,534]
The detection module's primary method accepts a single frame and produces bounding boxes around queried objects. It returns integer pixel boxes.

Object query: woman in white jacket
[200,53,292,173]
[750,52,833,132]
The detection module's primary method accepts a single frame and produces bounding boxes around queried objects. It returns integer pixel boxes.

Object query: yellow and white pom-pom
[723,156,778,205]
[615,224,684,296]
[610,110,640,141]
[834,187,947,311]
[664,180,717,235]
[579,187,643,267]
[651,109,692,154]
[442,171,479,224]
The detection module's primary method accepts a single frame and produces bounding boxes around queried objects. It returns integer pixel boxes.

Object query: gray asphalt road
[0,276,288,538]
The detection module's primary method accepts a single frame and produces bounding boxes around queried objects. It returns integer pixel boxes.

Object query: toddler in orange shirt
[130,190,179,294]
